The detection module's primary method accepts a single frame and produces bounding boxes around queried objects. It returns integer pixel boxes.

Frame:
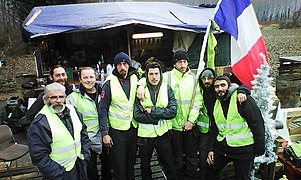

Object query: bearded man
[27,82,91,180]
[25,65,75,122]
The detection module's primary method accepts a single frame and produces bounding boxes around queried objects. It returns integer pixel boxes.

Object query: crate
[278,56,301,79]
[284,146,301,168]
[286,107,301,136]
[276,78,301,108]
[276,57,301,108]
[6,96,20,109]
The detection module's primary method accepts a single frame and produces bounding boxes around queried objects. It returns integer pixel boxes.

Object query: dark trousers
[87,150,99,180]
[170,127,199,179]
[100,145,112,179]
[109,126,137,180]
[138,133,177,180]
[87,147,112,180]
[198,133,209,180]
[206,152,253,180]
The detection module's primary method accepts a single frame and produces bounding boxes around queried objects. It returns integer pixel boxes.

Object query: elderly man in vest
[99,52,139,180]
[134,62,178,180]
[206,75,265,180]
[188,68,250,179]
[27,82,91,180]
[66,67,112,180]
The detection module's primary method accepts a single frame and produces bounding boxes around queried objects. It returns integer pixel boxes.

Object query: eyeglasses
[48,96,65,100]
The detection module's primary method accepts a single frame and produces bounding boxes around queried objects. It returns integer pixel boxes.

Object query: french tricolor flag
[214,0,268,89]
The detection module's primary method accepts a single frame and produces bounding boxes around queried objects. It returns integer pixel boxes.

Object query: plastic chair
[0,125,29,179]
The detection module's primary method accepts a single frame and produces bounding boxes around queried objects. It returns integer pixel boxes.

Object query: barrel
[276,78,301,108]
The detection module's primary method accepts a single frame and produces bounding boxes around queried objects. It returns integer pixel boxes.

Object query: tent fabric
[22,2,215,41]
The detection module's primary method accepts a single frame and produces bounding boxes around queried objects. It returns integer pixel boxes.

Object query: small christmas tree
[251,53,277,171]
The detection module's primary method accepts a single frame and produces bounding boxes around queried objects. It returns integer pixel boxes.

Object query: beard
[49,103,66,114]
[118,69,127,77]
[55,79,66,85]
[204,83,211,88]
[217,90,228,101]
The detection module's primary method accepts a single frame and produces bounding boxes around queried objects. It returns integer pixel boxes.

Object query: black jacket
[133,83,177,125]
[99,67,138,136]
[208,92,265,160]
[199,68,217,122]
[198,68,250,134]
[27,106,91,179]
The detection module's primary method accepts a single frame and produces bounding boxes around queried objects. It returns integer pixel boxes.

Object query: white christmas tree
[251,53,278,171]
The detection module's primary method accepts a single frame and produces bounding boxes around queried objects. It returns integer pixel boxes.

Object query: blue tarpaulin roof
[22,2,215,41]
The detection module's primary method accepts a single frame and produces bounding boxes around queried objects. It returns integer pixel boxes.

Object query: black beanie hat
[114,52,130,66]
[173,50,189,63]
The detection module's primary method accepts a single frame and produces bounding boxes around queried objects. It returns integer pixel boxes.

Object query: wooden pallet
[278,56,301,79]
[0,154,165,180]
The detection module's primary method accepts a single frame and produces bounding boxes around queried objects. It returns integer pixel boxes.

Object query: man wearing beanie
[187,68,250,179]
[99,52,139,180]
[162,49,200,179]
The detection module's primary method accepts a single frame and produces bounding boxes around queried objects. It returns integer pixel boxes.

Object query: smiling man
[27,82,91,180]
[25,65,75,122]
[66,67,111,180]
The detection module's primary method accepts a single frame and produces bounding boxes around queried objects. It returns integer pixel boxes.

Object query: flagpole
[188,0,224,123]
[196,0,223,78]
[195,20,211,78]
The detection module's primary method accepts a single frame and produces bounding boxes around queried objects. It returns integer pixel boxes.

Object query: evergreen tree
[251,53,277,172]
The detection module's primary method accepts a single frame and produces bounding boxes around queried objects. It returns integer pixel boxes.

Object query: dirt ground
[0,24,300,101]
[0,24,300,179]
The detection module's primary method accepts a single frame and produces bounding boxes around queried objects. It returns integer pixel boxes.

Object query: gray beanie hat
[201,69,214,78]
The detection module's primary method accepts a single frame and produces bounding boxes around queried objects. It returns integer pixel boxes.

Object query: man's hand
[237,93,247,104]
[103,135,113,148]
[183,121,194,131]
[136,85,145,100]
[207,151,214,165]
[144,108,151,114]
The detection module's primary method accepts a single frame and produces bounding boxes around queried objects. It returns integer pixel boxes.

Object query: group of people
[26,50,265,180]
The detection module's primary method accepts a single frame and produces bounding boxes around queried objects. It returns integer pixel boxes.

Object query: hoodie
[133,65,177,125]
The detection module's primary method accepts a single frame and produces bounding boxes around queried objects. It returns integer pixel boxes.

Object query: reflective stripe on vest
[138,83,169,138]
[196,87,209,133]
[197,107,209,133]
[111,102,133,111]
[187,83,209,133]
[213,91,254,147]
[67,92,102,153]
[39,104,83,171]
[164,69,195,131]
[109,75,138,130]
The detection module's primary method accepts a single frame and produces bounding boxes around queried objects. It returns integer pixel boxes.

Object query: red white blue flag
[214,0,268,89]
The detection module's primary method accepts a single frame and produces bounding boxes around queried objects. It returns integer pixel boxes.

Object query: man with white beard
[27,82,91,180]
